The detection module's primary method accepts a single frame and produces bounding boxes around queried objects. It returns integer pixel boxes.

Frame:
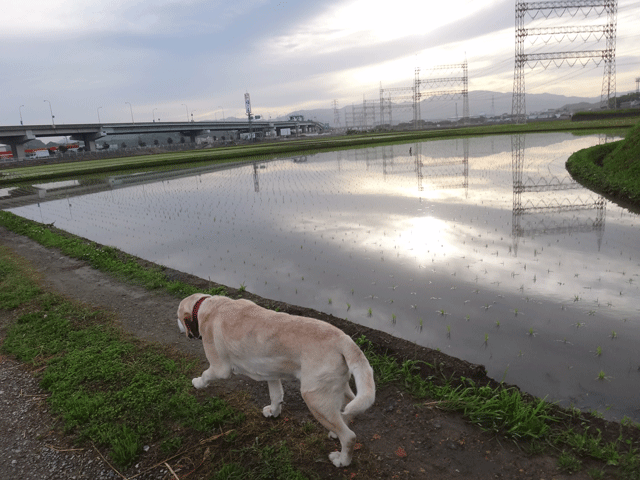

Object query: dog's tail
[341,340,376,417]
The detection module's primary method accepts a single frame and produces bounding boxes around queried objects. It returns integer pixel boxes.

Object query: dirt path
[0,226,588,479]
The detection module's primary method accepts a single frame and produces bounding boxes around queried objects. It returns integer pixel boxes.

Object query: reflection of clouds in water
[10,134,637,317]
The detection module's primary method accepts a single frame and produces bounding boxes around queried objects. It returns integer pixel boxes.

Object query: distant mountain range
[272,91,607,126]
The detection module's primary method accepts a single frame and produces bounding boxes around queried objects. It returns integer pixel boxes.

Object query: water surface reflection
[7,133,640,421]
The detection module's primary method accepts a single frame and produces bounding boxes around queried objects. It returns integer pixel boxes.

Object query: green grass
[355,336,554,440]
[557,450,582,473]
[0,211,225,298]
[566,120,640,208]
[0,245,42,308]
[238,438,308,480]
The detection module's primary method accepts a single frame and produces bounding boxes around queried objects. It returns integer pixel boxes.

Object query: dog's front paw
[192,377,205,389]
[329,451,350,467]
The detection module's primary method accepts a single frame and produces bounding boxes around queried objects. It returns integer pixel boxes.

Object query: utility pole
[125,102,134,123]
[245,93,253,141]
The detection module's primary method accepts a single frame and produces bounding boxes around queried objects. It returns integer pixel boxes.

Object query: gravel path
[0,354,177,480]
[0,227,203,480]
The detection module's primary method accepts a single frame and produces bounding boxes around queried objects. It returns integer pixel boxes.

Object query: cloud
[0,0,268,39]
[263,0,506,58]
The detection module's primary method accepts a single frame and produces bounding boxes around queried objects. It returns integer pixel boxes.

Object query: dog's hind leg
[263,380,284,418]
[302,390,356,467]
[342,382,355,409]
[340,382,357,425]
[328,382,356,439]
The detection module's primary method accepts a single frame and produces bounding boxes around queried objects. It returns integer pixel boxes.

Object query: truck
[24,150,50,160]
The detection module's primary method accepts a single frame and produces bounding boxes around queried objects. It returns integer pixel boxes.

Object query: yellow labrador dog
[177,293,375,467]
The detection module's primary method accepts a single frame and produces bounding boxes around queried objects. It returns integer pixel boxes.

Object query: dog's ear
[178,315,189,333]
[177,299,193,334]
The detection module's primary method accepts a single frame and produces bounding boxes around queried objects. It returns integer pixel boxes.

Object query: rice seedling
[346,303,351,311]
[620,416,636,427]
[527,327,536,337]
[610,331,617,339]
[596,370,610,381]
[484,333,489,345]
[328,298,332,305]
[392,313,396,324]
[367,307,372,317]
[446,325,451,337]
[594,346,602,356]
[495,321,500,328]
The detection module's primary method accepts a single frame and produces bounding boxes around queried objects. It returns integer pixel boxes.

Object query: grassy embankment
[1,211,640,479]
[2,116,638,187]
[566,120,640,209]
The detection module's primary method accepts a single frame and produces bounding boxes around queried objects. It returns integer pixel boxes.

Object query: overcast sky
[2,0,639,125]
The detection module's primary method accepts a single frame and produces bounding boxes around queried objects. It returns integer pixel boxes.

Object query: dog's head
[177,293,209,339]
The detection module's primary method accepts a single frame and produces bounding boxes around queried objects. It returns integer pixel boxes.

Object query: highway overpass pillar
[73,132,106,152]
[10,142,27,161]
[5,130,36,161]
[83,136,97,152]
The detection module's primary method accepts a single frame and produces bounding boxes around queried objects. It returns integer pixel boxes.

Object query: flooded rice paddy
[6,132,640,422]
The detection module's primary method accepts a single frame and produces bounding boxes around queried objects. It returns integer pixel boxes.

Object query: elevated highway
[0,118,325,161]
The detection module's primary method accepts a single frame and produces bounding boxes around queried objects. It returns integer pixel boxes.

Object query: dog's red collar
[186,296,207,340]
